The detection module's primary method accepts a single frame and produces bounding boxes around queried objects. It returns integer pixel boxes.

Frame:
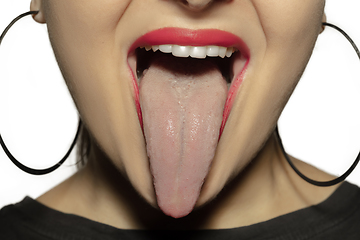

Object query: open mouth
[135,44,237,85]
[127,28,249,218]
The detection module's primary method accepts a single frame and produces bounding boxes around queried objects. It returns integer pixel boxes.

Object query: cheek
[254,0,324,49]
[251,0,325,107]
[44,0,156,203]
[44,0,131,158]
[247,0,325,116]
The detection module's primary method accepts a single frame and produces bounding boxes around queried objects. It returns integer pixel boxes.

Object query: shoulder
[0,202,21,239]
[314,182,360,239]
[0,198,49,240]
[261,182,360,239]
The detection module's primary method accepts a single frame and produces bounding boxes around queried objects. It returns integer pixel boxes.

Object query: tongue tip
[156,191,199,218]
[154,180,203,218]
[158,201,196,219]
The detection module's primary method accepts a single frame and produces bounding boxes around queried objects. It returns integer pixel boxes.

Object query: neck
[37,132,338,230]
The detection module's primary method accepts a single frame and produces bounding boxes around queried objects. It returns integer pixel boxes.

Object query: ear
[30,0,46,23]
[320,13,327,34]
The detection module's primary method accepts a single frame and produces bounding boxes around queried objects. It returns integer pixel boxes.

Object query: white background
[1,1,360,208]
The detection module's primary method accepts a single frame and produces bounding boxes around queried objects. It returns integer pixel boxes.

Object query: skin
[30,0,338,230]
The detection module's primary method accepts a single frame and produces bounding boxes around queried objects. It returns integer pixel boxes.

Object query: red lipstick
[129,28,249,56]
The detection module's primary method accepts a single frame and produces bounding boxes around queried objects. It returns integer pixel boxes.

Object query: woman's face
[33,0,325,218]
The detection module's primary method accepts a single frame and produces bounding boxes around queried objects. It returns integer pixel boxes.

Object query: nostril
[180,0,214,11]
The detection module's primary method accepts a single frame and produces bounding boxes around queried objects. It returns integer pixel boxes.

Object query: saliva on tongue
[139,54,228,218]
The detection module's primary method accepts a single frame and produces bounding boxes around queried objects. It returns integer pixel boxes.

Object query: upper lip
[128,27,250,57]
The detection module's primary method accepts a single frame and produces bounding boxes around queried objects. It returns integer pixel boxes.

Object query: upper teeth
[143,45,237,59]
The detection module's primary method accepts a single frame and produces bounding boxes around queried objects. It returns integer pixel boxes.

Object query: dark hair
[76,124,92,168]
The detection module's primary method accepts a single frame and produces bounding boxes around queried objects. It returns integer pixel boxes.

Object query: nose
[180,0,214,11]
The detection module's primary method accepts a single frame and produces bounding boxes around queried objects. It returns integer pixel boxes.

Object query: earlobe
[30,0,46,23]
[322,13,327,23]
[320,13,327,34]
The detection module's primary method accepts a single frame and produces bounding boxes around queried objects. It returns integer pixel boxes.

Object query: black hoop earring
[0,11,82,175]
[276,22,360,187]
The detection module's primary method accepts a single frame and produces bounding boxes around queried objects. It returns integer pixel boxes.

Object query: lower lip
[128,28,250,138]
[220,60,249,137]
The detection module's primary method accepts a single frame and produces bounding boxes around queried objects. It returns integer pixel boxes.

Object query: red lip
[128,27,250,136]
[129,28,250,57]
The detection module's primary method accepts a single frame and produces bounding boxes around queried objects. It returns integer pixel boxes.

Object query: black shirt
[1,182,360,239]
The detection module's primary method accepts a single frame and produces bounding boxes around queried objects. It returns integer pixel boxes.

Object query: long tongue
[139,55,227,218]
